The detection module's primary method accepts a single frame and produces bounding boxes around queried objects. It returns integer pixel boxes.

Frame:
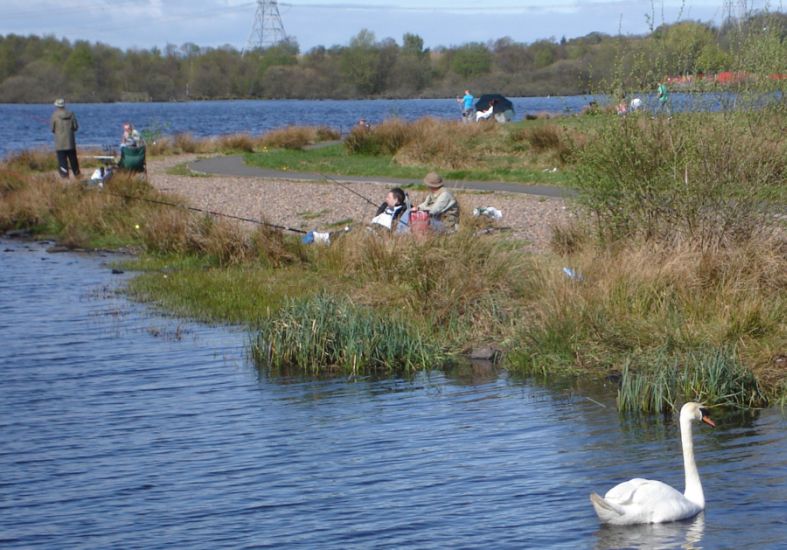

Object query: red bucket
[410,210,430,234]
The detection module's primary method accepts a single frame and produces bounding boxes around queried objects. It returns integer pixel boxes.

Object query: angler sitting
[370,187,411,233]
[117,122,146,173]
[120,122,142,148]
[413,172,459,232]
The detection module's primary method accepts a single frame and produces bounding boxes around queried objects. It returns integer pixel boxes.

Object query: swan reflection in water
[594,513,705,550]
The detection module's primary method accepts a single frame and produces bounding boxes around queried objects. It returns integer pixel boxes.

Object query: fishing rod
[97,187,308,234]
[319,173,378,208]
[319,172,413,227]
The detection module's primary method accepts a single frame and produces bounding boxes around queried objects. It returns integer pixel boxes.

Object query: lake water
[0,93,739,159]
[1,239,785,548]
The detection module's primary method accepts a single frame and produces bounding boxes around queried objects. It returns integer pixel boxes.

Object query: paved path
[188,155,574,198]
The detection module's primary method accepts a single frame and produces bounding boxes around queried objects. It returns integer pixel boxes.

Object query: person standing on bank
[414,172,459,232]
[656,78,671,116]
[51,98,80,179]
[457,89,474,123]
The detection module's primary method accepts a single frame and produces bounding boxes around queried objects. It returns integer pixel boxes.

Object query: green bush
[571,106,785,248]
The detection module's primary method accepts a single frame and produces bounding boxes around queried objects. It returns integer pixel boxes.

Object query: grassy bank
[243,117,584,186]
[2,109,785,412]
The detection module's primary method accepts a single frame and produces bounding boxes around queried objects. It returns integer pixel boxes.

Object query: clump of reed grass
[315,126,341,141]
[394,119,485,170]
[215,133,256,153]
[258,126,340,150]
[0,171,58,231]
[508,124,576,164]
[617,346,767,412]
[0,167,28,195]
[252,293,448,374]
[507,236,786,406]
[344,118,412,155]
[173,133,203,154]
[549,219,590,256]
[309,222,530,346]
[344,117,498,169]
[2,148,57,172]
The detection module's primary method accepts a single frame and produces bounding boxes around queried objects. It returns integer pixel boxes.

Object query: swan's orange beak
[702,415,716,428]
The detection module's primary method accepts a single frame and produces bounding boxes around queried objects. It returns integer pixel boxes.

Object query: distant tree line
[0,12,783,103]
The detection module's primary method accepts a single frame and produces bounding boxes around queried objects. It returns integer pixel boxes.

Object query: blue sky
[1,1,775,51]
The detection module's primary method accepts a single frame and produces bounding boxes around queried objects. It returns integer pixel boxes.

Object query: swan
[590,402,715,525]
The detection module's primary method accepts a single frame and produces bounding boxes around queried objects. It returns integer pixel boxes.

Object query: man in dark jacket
[51,98,80,178]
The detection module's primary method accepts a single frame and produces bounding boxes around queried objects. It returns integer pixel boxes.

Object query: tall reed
[617,346,767,413]
[252,293,448,374]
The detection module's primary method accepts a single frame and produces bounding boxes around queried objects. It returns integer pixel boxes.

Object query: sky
[1,1,778,52]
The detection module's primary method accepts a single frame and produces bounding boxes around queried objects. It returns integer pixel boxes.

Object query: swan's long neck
[681,415,705,508]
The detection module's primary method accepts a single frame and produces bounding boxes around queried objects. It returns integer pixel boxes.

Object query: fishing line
[94,185,308,234]
[319,172,412,227]
[319,173,378,208]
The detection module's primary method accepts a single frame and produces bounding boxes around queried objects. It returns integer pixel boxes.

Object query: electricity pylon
[244,0,287,53]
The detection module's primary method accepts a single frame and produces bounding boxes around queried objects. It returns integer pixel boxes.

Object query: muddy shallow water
[1,239,784,548]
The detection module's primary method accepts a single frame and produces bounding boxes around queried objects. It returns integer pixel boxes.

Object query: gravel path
[147,154,576,251]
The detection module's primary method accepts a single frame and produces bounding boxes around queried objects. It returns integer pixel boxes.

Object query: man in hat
[51,98,80,179]
[414,172,459,231]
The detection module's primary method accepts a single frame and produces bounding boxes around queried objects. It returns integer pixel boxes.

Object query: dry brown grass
[0,167,28,195]
[523,228,787,391]
[258,127,314,150]
[310,224,528,344]
[2,148,58,172]
[215,133,256,153]
[344,117,500,170]
[258,126,341,150]
[0,172,57,229]
[507,124,580,164]
[394,119,492,170]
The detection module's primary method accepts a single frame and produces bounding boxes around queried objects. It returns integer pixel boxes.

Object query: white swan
[590,402,716,525]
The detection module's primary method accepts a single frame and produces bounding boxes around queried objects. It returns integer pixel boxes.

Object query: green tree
[529,39,558,69]
[340,29,384,95]
[450,42,492,78]
[390,34,431,93]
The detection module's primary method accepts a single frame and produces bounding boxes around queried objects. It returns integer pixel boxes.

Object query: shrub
[571,106,786,248]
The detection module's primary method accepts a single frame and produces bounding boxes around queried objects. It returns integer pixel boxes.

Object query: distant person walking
[457,89,474,123]
[656,78,671,116]
[51,98,80,178]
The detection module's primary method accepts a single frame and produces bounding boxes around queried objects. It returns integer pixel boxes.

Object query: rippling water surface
[1,240,785,548]
[0,93,742,159]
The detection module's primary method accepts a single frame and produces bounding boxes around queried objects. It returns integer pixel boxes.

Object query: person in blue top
[457,90,474,122]
[657,78,671,116]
